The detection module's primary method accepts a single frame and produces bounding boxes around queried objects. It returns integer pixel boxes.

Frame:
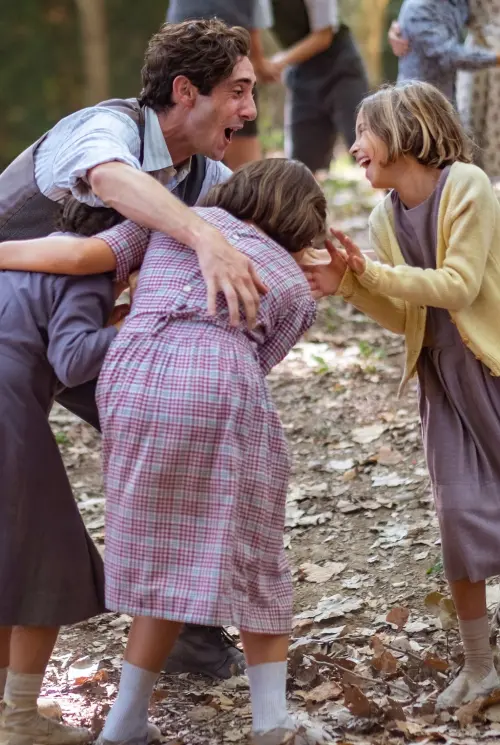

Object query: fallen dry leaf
[351,423,386,444]
[424,591,445,609]
[188,705,218,723]
[484,703,500,723]
[386,698,406,722]
[456,697,484,728]
[298,562,347,583]
[423,654,449,673]
[343,684,374,718]
[289,653,320,688]
[390,720,424,736]
[370,636,398,675]
[302,680,343,703]
[386,607,410,631]
[295,595,364,623]
[223,729,250,743]
[425,591,458,630]
[376,445,403,466]
[67,657,101,684]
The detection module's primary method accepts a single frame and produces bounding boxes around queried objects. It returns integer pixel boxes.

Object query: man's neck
[157,109,195,167]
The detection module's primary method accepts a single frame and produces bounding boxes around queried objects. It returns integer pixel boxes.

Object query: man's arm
[87,161,266,327]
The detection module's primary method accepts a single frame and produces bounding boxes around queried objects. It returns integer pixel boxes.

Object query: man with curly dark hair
[0,18,261,683]
[166,1,276,168]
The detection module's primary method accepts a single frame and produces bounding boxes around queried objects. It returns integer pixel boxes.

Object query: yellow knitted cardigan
[337,161,500,393]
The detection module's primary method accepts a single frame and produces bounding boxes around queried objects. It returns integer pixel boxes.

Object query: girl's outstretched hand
[301,236,348,299]
[329,228,366,275]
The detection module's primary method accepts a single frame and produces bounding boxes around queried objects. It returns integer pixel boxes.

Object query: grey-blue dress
[397,0,497,102]
[392,166,500,583]
[0,264,116,625]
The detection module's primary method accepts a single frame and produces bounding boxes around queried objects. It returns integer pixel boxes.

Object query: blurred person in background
[382,0,404,82]
[387,0,500,103]
[456,0,500,182]
[167,0,277,168]
[264,0,369,175]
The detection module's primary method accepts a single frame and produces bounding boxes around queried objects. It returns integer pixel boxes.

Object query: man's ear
[171,75,198,108]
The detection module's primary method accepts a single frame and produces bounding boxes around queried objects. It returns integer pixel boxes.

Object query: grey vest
[0,98,207,241]
[167,0,255,28]
[271,0,310,48]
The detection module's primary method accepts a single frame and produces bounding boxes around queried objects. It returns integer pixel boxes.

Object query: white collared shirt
[34,103,231,207]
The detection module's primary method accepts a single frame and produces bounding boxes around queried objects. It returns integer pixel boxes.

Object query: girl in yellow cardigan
[307,81,500,710]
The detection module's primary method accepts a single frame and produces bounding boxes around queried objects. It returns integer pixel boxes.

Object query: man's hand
[388,21,410,57]
[195,227,268,328]
[88,161,268,326]
[264,53,288,82]
[253,57,282,83]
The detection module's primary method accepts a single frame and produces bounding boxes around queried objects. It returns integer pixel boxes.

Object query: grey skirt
[418,311,500,583]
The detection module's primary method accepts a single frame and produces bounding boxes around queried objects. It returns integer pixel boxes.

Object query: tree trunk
[75,0,110,105]
[346,0,390,85]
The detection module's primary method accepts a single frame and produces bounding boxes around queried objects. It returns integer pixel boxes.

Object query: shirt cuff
[94,226,140,284]
[336,267,356,298]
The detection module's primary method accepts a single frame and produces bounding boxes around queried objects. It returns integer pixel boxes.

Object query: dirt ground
[45,165,500,744]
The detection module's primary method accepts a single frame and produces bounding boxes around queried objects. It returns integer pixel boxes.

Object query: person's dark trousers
[55,382,245,679]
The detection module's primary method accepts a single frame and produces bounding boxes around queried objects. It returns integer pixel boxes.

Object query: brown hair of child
[359,81,474,168]
[200,158,327,253]
[56,199,125,236]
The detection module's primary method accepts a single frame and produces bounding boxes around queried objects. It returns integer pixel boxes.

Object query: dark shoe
[163,625,245,679]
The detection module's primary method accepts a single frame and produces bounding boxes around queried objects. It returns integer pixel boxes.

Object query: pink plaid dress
[95,208,316,634]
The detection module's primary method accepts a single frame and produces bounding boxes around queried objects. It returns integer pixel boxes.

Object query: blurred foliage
[0,0,399,170]
[0,0,165,169]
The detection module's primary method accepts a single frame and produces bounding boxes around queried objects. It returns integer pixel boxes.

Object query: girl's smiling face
[350,110,393,189]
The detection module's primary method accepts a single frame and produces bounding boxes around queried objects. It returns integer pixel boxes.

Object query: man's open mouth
[224,126,243,143]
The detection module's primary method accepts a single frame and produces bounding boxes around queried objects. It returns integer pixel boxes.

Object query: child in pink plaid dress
[3,160,330,745]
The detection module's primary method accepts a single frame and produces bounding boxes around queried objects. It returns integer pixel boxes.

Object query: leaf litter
[47,166,500,743]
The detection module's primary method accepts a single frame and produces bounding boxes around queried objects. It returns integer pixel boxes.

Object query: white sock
[437,615,498,709]
[102,661,158,741]
[460,615,495,679]
[247,661,293,734]
[0,667,7,700]
[3,671,42,724]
